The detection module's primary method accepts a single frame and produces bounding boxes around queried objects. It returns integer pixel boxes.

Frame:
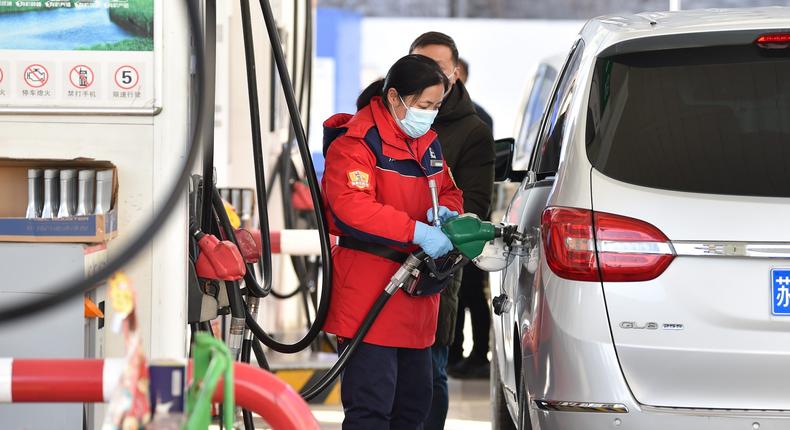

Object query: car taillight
[541,207,598,282]
[755,33,790,49]
[594,211,674,282]
[541,207,675,282]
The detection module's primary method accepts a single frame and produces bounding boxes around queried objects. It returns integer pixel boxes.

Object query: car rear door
[586,38,790,409]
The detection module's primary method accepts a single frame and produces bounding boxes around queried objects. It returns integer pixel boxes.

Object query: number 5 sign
[114,65,140,90]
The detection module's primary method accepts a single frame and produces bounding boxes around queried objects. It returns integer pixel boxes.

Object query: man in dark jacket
[410,31,495,430]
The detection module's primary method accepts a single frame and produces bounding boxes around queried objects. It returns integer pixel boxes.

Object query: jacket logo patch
[348,170,371,189]
[429,148,437,159]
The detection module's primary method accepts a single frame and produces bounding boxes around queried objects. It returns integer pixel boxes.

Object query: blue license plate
[771,269,790,315]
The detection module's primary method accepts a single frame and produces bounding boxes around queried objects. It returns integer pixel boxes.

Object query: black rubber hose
[239,0,274,296]
[301,251,429,398]
[0,0,206,324]
[270,0,320,305]
[240,339,256,430]
[241,0,332,352]
[223,280,245,321]
[300,290,393,401]
[291,0,300,93]
[301,0,313,144]
[200,0,218,233]
[269,283,302,299]
[211,186,268,297]
[251,337,271,371]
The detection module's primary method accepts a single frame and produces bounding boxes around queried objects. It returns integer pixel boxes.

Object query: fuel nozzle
[429,179,441,228]
[497,224,526,246]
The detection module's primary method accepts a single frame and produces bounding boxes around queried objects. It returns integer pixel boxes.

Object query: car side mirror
[494,138,514,182]
[494,138,528,182]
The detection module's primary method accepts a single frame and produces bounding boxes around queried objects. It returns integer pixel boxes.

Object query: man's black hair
[409,31,459,65]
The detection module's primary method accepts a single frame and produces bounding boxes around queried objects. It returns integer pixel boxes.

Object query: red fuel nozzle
[195,233,246,281]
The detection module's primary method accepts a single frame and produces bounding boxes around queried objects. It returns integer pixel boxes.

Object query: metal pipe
[0,359,318,430]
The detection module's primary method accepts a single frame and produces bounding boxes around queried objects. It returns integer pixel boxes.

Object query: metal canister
[95,169,113,215]
[25,169,44,219]
[220,188,231,202]
[57,169,77,218]
[149,360,186,416]
[76,170,96,216]
[41,169,59,219]
[230,189,242,214]
[241,189,254,223]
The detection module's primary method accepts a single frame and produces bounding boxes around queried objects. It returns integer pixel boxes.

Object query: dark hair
[458,58,469,81]
[356,54,449,110]
[357,79,384,111]
[409,31,459,65]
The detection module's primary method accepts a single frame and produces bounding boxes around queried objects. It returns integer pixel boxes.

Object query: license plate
[771,269,790,315]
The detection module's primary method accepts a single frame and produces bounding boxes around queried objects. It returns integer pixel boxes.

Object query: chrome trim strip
[640,404,790,417]
[534,400,629,413]
[673,242,790,258]
[597,241,674,255]
[0,107,162,116]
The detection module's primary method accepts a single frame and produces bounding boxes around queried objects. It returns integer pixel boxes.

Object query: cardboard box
[0,158,118,243]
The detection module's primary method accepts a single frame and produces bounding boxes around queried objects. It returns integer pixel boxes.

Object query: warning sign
[69,65,94,89]
[114,65,140,90]
[24,64,49,88]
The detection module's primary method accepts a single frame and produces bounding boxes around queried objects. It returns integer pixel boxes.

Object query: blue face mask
[396,95,439,139]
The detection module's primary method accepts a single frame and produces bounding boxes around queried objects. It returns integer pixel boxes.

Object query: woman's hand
[413,222,454,259]
[426,206,459,225]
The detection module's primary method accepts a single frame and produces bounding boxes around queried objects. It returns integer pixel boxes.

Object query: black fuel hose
[239,0,274,297]
[251,337,271,370]
[200,0,218,234]
[301,0,313,144]
[264,0,317,302]
[300,290,393,401]
[300,250,429,399]
[240,339,256,430]
[233,0,333,353]
[0,0,207,324]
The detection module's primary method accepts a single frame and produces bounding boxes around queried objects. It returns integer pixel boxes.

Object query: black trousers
[339,340,432,430]
[449,264,490,362]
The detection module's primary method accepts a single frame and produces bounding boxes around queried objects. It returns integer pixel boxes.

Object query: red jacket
[321,97,464,349]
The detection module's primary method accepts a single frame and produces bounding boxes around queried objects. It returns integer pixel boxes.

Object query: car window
[513,65,557,170]
[586,44,790,197]
[530,40,585,176]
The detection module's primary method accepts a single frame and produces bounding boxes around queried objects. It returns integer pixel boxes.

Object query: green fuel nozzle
[441,214,498,260]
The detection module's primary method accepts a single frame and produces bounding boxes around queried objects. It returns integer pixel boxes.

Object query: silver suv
[491,7,790,430]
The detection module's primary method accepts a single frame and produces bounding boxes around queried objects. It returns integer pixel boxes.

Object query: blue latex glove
[413,221,454,259]
[426,206,459,225]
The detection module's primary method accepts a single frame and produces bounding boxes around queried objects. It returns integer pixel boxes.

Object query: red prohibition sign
[114,65,140,90]
[0,67,4,84]
[24,64,49,88]
[69,65,95,89]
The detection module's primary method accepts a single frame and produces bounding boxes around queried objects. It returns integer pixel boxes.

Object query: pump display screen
[0,1,155,110]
